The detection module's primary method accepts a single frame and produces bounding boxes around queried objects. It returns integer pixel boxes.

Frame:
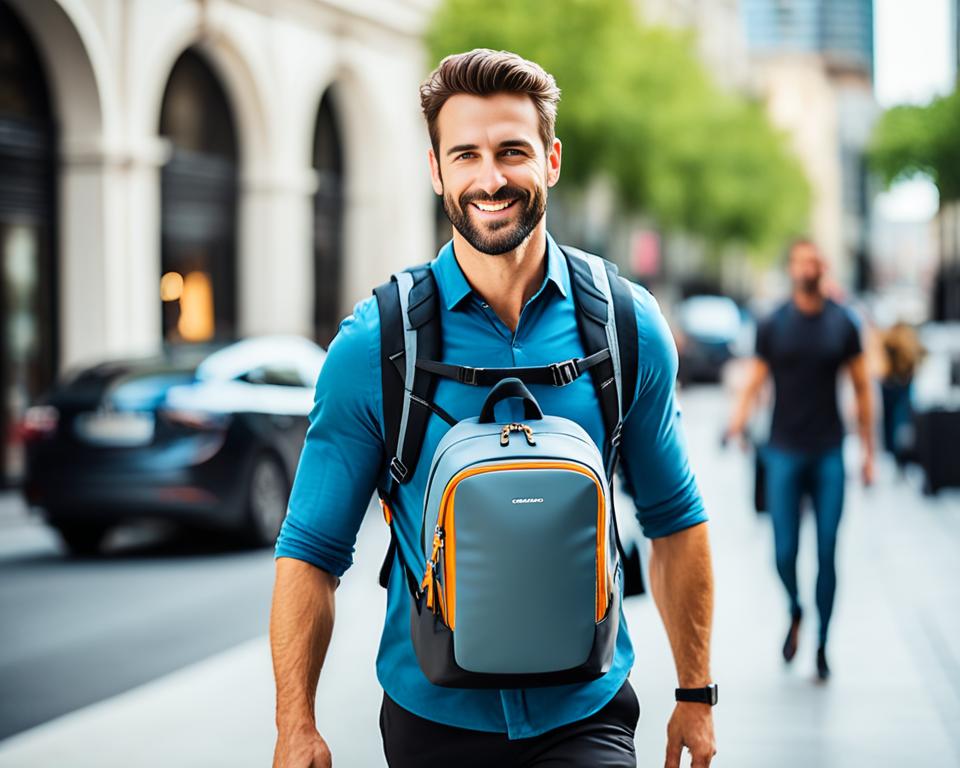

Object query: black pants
[379,681,640,767]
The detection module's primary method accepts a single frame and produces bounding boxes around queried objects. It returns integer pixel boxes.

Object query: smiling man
[270,50,716,768]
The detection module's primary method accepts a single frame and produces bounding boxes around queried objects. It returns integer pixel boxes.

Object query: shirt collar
[432,232,569,311]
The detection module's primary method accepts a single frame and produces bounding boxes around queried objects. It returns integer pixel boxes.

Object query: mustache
[460,186,530,207]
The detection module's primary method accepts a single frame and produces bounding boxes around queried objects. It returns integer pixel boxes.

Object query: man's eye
[502,149,524,157]
[456,152,476,161]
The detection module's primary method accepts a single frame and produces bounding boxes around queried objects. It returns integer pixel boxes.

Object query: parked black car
[20,336,326,554]
[675,295,747,384]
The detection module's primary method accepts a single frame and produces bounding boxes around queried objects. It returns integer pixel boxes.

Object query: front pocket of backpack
[437,461,606,675]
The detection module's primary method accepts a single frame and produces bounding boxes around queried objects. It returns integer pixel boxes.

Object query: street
[0,383,958,766]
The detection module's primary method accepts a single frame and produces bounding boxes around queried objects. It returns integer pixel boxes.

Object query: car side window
[239,366,307,388]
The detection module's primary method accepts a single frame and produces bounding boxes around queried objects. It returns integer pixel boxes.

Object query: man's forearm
[855,388,875,459]
[270,557,338,731]
[649,522,714,687]
[848,356,875,460]
[728,358,769,437]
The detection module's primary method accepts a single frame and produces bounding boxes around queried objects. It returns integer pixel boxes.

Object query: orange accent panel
[435,461,607,631]
[380,499,393,526]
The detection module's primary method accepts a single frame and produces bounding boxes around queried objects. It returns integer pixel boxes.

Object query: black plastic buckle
[389,457,408,484]
[459,366,482,386]
[550,359,580,386]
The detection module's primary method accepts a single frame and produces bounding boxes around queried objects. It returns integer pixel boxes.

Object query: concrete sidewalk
[1,386,958,767]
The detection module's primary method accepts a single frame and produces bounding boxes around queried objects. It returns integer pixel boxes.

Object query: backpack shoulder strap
[562,246,639,469]
[372,265,442,595]
[372,264,441,491]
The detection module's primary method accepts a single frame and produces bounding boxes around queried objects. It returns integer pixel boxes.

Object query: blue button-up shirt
[275,232,707,739]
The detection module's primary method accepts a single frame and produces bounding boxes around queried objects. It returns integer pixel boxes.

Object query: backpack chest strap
[411,348,611,388]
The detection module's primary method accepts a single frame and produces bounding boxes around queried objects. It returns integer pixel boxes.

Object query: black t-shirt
[756,299,862,452]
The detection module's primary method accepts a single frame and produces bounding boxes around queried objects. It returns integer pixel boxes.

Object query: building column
[59,139,166,370]
[238,168,317,339]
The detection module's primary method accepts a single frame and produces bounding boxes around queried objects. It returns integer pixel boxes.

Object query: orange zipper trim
[430,461,607,630]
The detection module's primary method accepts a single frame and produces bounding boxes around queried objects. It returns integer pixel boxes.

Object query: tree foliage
[869,89,960,202]
[425,0,810,256]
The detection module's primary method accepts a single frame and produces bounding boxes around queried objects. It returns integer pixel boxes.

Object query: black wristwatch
[675,683,718,706]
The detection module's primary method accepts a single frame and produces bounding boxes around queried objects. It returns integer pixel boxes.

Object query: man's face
[428,92,561,255]
[788,242,825,294]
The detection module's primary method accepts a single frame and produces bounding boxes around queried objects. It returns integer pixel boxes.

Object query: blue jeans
[763,444,845,646]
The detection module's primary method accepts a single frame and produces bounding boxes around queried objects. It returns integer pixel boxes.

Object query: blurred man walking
[728,239,874,680]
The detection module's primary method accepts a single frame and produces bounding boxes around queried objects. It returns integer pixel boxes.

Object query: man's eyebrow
[498,139,536,151]
[446,143,479,156]
[445,139,536,156]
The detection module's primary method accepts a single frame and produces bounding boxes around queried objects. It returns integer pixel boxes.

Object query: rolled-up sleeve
[274,298,384,576]
[618,286,707,538]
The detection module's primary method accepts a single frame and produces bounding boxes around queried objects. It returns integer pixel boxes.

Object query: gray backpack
[373,247,640,688]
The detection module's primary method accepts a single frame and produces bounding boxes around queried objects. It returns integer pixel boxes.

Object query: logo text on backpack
[511,497,544,504]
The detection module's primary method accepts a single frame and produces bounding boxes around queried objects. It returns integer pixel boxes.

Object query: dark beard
[443,184,546,255]
[797,277,821,295]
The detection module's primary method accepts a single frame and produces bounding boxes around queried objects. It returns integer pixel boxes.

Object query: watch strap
[675,683,718,705]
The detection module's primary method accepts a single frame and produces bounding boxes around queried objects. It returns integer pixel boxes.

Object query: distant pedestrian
[876,322,924,467]
[727,239,874,681]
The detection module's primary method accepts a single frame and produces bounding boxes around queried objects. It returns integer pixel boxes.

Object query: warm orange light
[177,271,215,342]
[160,271,184,302]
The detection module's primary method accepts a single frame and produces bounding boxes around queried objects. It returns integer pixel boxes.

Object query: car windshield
[196,335,325,387]
[680,296,742,342]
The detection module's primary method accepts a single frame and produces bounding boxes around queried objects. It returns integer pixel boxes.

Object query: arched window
[312,89,344,348]
[159,49,238,345]
[0,1,57,484]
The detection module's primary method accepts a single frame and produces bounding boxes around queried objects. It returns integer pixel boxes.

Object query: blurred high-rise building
[741,0,878,291]
[955,0,960,80]
[0,0,437,485]
[743,0,873,78]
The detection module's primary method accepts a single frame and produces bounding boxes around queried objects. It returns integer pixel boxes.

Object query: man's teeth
[474,200,512,212]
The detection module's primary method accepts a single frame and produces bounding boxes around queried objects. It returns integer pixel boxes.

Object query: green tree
[425,0,809,258]
[869,89,960,201]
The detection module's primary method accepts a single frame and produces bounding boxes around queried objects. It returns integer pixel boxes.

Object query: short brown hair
[420,49,561,155]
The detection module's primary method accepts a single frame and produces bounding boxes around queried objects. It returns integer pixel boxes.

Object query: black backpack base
[410,583,621,689]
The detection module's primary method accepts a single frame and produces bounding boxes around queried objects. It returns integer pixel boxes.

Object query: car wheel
[243,452,289,547]
[54,522,109,557]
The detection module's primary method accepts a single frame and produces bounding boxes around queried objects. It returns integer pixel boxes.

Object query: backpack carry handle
[478,378,544,423]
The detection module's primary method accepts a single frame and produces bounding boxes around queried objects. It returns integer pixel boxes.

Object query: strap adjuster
[610,422,623,448]
[458,366,482,386]
[389,457,408,483]
[550,358,580,386]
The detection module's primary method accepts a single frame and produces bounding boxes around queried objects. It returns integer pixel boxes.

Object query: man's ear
[546,138,562,188]
[428,148,444,196]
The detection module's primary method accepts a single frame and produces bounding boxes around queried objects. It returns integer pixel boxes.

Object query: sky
[873,0,955,221]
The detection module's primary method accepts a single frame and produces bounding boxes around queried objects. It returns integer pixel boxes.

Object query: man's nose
[476,157,507,197]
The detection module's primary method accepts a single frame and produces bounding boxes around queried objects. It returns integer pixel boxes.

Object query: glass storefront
[159,49,239,346]
[0,2,58,486]
[312,90,344,349]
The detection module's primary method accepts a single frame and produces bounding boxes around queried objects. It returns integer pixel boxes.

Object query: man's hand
[273,725,332,768]
[664,702,716,768]
[721,424,750,452]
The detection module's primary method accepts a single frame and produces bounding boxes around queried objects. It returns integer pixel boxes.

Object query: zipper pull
[500,425,511,446]
[430,526,444,560]
[521,424,536,446]
[420,567,435,611]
